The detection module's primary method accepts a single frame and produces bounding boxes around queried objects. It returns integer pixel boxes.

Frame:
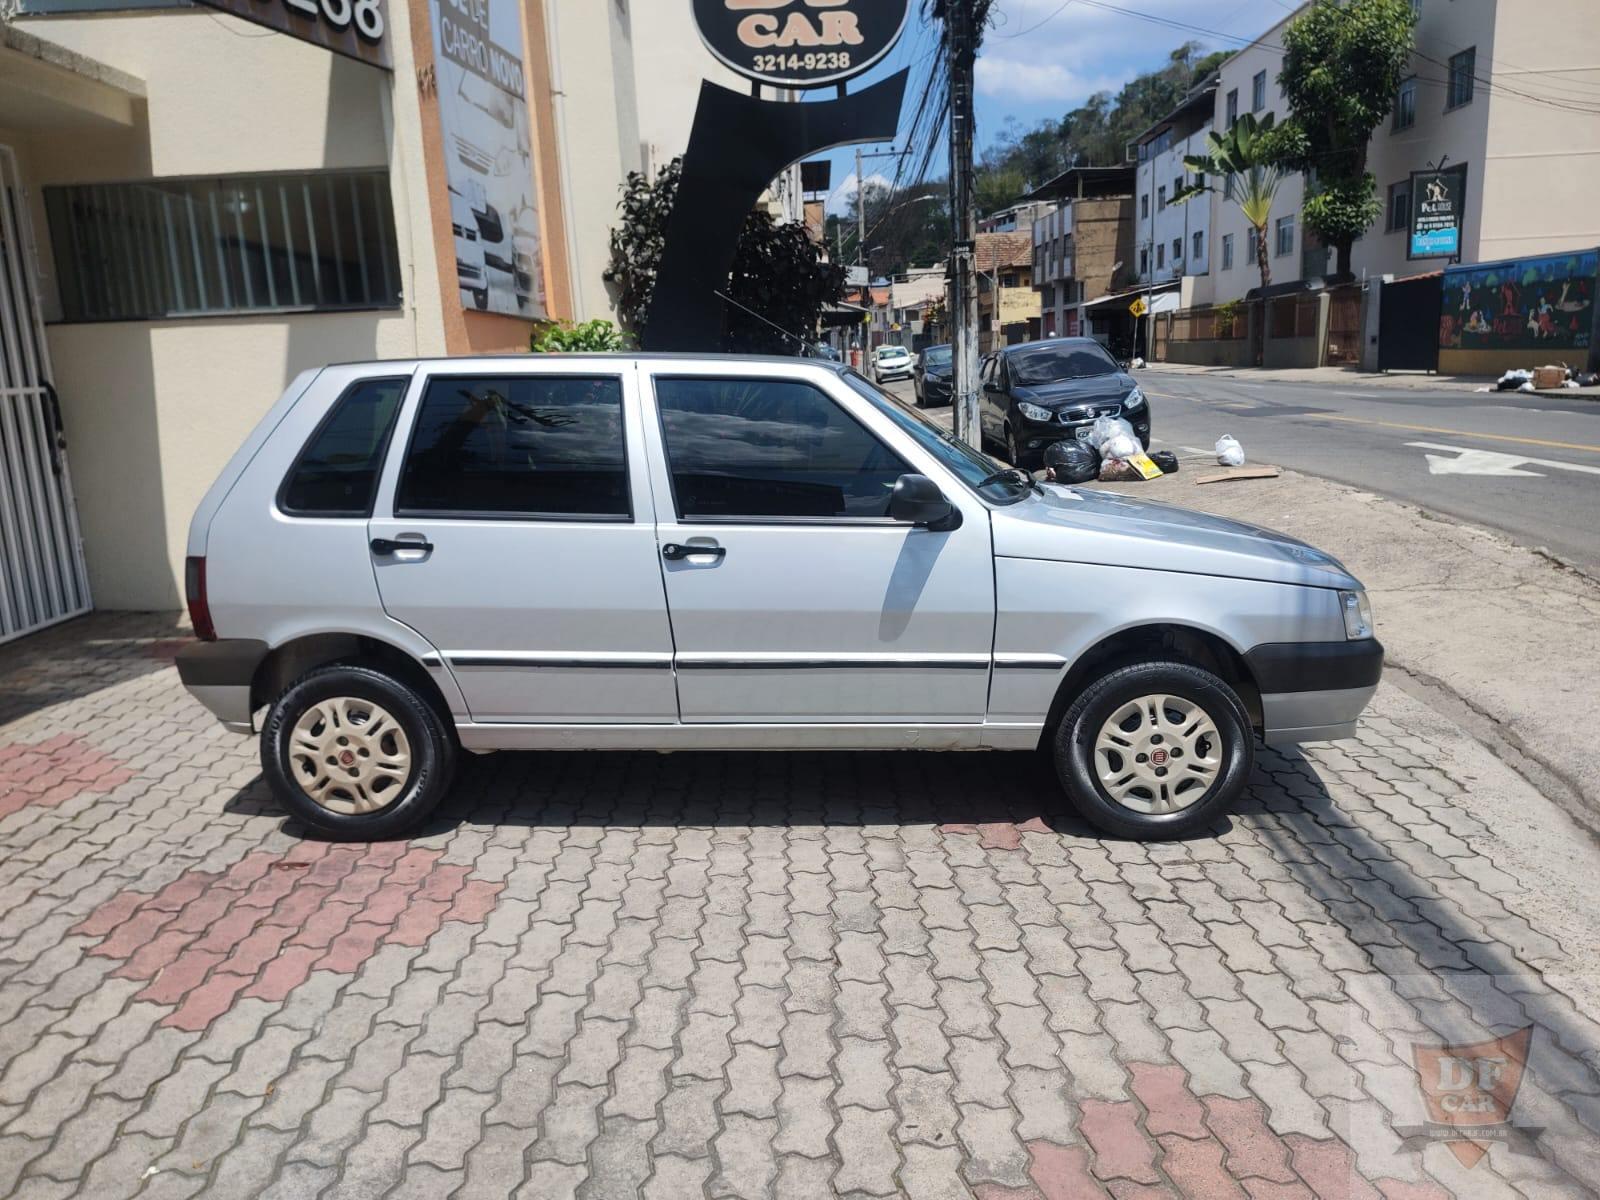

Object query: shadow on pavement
[0,611,191,726]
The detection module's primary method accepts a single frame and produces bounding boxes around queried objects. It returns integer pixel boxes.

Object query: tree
[605,159,845,354]
[1267,0,1418,277]
[1176,113,1285,294]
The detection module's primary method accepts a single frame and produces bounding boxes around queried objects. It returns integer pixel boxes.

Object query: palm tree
[1174,113,1283,294]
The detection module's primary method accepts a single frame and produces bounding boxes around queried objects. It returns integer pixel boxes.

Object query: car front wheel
[262,663,456,839]
[1053,660,1253,840]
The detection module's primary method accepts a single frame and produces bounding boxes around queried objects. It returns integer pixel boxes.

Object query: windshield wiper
[975,466,1037,492]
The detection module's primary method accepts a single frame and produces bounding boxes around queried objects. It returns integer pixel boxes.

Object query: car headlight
[1340,589,1373,640]
[1123,386,1146,412]
[1017,401,1054,422]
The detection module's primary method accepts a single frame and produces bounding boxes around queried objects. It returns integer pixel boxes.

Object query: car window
[841,371,1032,505]
[654,376,910,520]
[280,376,409,517]
[396,375,629,518]
[922,347,951,369]
[1009,342,1119,385]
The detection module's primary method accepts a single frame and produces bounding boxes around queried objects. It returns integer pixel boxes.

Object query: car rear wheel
[262,663,456,840]
[1053,660,1253,840]
[1006,424,1026,469]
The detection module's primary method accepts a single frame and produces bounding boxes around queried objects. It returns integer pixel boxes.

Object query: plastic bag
[1043,440,1100,484]
[1089,414,1137,454]
[1215,435,1245,467]
[1149,450,1179,474]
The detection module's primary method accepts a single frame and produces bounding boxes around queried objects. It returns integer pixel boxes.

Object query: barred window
[43,170,400,323]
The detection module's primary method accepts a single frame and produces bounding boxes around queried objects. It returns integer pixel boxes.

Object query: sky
[821,0,1296,215]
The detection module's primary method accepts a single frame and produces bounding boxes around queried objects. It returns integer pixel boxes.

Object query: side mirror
[890,474,962,531]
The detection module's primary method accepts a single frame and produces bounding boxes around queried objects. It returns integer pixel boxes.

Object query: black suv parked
[979,337,1150,468]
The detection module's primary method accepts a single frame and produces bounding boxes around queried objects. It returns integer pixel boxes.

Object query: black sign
[800,159,832,194]
[692,0,911,88]
[1408,163,1468,260]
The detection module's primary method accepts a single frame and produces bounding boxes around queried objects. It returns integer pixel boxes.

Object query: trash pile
[1485,364,1600,393]
[1042,416,1171,484]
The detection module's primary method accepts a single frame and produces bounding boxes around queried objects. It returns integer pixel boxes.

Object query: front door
[368,366,677,724]
[0,146,91,643]
[641,368,994,724]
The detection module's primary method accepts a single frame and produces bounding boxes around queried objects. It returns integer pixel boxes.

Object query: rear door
[640,365,995,725]
[368,362,676,724]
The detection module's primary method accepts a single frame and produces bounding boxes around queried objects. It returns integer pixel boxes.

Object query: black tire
[261,663,456,840]
[1005,424,1029,470]
[1053,660,1253,840]
[914,383,925,407]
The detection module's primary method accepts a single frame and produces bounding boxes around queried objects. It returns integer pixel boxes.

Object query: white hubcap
[288,697,411,815]
[1093,693,1223,814]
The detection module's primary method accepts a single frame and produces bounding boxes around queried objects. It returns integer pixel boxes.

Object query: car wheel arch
[1036,622,1263,752]
[251,633,457,739]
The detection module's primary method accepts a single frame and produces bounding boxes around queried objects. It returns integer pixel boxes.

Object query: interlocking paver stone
[3,617,1600,1197]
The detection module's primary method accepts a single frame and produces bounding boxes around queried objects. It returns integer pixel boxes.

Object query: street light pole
[947,0,979,448]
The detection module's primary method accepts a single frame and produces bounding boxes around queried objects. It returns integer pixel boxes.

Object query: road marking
[1408,441,1600,477]
[1320,413,1600,455]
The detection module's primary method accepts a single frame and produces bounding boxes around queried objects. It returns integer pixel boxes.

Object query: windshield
[876,346,908,358]
[921,346,951,370]
[1009,341,1118,385]
[841,370,1033,505]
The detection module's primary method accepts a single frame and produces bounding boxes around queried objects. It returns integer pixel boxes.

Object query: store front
[0,1,568,622]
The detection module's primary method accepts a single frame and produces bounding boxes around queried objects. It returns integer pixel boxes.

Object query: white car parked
[179,355,1381,841]
[872,344,913,383]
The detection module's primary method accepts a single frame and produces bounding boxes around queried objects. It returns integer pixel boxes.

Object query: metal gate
[0,145,91,644]
[1377,273,1442,373]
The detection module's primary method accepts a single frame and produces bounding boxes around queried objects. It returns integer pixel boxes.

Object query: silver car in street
[179,355,1381,841]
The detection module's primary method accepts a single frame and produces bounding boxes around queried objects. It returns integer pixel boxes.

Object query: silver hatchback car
[178,355,1381,841]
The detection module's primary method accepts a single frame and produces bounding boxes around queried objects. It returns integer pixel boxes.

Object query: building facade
[0,0,729,634]
[1134,79,1215,294]
[976,231,1035,353]
[1198,0,1600,306]
[1029,166,1136,343]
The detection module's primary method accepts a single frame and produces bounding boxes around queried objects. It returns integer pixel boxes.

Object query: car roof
[998,337,1103,357]
[324,351,854,373]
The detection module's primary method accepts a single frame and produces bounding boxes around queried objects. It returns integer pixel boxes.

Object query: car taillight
[185,556,216,642]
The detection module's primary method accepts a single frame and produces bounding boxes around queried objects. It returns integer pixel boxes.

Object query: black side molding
[176,639,269,689]
[1245,639,1384,694]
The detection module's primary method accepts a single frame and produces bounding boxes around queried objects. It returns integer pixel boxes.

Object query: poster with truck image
[431,0,545,318]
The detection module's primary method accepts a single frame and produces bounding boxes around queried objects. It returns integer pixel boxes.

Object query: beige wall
[629,0,745,177]
[1073,197,1135,302]
[7,9,442,610]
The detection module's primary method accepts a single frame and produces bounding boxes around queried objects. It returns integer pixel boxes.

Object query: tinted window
[280,377,408,516]
[922,346,951,369]
[655,377,909,520]
[1008,342,1118,385]
[397,376,628,518]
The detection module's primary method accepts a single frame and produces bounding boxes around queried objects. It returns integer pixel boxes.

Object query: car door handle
[371,537,434,556]
[661,542,725,561]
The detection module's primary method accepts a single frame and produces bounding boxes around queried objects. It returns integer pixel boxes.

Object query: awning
[1082,284,1179,313]
[818,300,869,329]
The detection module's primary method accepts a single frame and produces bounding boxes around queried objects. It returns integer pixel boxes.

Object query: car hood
[990,483,1359,590]
[1012,372,1133,407]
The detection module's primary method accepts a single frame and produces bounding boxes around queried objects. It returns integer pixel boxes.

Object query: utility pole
[946,0,980,448]
[856,147,868,267]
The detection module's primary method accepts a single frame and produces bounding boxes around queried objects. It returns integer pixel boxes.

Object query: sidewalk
[2,615,1600,1198]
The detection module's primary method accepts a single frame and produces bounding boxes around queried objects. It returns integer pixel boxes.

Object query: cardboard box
[1534,365,1567,389]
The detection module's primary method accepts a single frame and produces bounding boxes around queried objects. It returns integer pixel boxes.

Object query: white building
[1197,0,1600,305]
[1133,78,1216,298]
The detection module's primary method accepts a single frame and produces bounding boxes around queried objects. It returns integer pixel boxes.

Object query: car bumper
[921,377,952,402]
[176,639,268,733]
[1246,638,1384,744]
[1020,410,1151,457]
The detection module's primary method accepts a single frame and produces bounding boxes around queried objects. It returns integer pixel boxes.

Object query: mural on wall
[431,0,545,318]
[1439,250,1597,353]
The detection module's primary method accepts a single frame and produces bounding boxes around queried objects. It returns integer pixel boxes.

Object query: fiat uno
[178,355,1382,841]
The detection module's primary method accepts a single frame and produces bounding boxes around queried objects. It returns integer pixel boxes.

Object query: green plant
[604,158,845,354]
[1214,298,1244,339]
[1268,0,1418,276]
[1175,113,1284,294]
[530,319,627,353]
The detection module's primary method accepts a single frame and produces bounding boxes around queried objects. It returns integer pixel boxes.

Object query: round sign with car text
[691,0,911,89]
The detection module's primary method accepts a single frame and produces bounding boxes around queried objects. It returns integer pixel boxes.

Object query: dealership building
[0,0,733,638]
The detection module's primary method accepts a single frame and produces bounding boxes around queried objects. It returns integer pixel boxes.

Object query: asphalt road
[884,372,1600,575]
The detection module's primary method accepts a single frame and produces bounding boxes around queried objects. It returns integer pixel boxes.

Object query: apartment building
[1029,165,1136,340]
[1197,0,1600,305]
[1133,77,1216,294]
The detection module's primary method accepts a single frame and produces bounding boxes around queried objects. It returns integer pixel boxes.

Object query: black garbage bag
[1149,450,1179,474]
[1043,439,1101,484]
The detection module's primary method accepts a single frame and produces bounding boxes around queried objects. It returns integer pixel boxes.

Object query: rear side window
[654,376,908,520]
[396,375,628,518]
[279,376,408,516]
